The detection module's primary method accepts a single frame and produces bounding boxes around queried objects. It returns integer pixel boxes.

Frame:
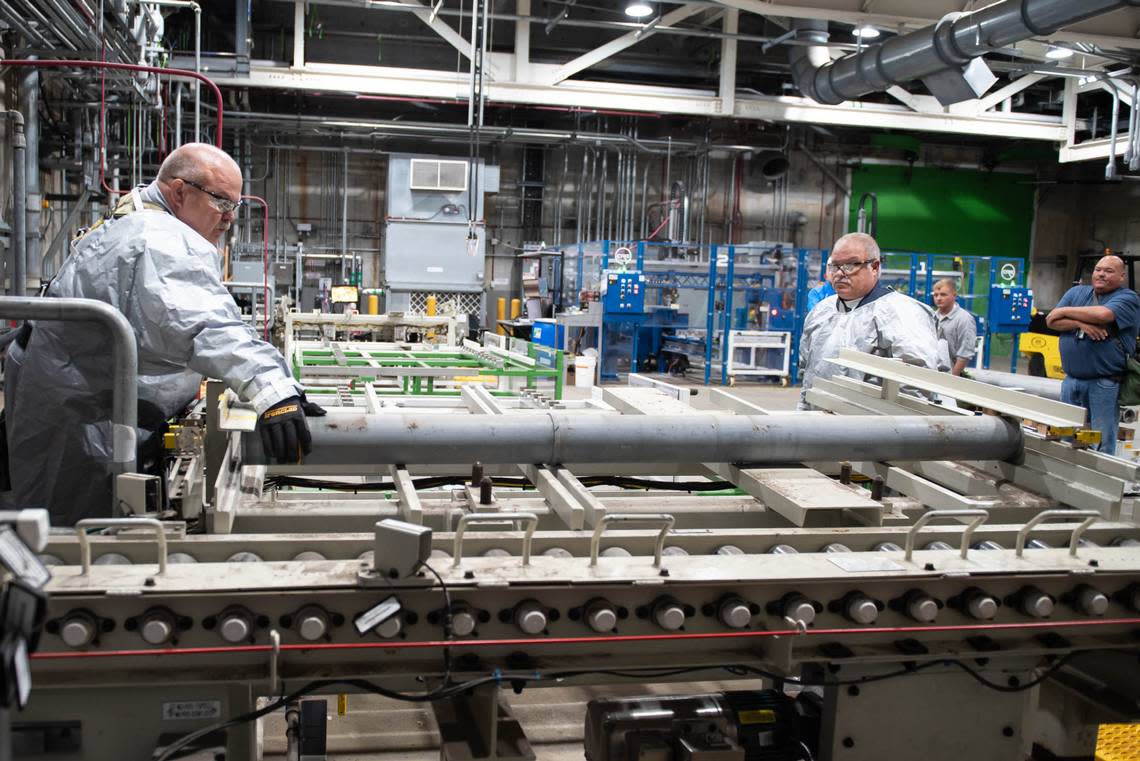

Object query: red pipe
[241,195,271,341]
[31,616,1140,661]
[0,59,223,144]
[0,59,225,196]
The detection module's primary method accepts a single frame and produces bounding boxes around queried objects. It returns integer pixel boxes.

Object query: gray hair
[157,142,241,184]
[832,232,881,262]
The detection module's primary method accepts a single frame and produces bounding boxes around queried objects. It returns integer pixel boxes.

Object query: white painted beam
[397,0,499,77]
[545,3,707,86]
[718,9,739,115]
[710,0,1140,50]
[977,73,1048,112]
[515,0,531,82]
[292,0,305,69]
[210,61,1071,142]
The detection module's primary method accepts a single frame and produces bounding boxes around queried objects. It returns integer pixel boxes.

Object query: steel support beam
[209,62,1071,141]
[515,0,530,82]
[292,0,305,69]
[546,3,709,85]
[718,9,739,114]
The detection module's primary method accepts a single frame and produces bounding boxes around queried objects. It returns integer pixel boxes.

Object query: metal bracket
[903,509,988,562]
[453,512,538,567]
[590,513,675,567]
[1014,509,1102,558]
[75,517,168,575]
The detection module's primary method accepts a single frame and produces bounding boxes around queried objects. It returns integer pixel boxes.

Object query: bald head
[1093,254,1127,295]
[831,232,880,262]
[157,143,241,186]
[156,143,243,244]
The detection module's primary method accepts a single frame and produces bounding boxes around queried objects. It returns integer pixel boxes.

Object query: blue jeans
[1061,376,1120,454]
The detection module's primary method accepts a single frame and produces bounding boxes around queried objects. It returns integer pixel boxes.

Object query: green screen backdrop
[847,164,1035,259]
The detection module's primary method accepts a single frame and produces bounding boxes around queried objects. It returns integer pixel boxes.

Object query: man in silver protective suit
[798,232,939,410]
[2,143,323,525]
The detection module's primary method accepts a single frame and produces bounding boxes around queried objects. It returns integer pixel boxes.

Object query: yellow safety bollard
[510,298,521,320]
[497,297,507,336]
[367,294,379,315]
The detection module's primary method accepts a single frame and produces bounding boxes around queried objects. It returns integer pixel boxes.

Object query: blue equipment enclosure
[531,319,565,348]
[987,286,1033,332]
[602,270,646,315]
[984,285,1033,372]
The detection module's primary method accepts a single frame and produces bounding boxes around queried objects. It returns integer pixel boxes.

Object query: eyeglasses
[178,177,244,214]
[826,259,877,276]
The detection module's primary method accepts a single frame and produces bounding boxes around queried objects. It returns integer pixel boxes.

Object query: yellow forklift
[1021,251,1140,377]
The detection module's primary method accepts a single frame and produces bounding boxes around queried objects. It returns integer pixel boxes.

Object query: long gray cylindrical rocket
[278,412,1023,466]
[965,369,1063,402]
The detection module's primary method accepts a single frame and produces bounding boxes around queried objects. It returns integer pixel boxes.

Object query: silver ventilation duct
[790,0,1140,106]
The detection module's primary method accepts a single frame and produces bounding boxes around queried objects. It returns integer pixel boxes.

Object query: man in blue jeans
[1046,255,1140,454]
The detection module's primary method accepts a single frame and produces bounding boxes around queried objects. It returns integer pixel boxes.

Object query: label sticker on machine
[737,709,776,725]
[827,556,906,573]
[354,595,402,635]
[162,701,222,721]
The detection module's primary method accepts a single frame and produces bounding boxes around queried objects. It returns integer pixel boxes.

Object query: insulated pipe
[287,413,1022,466]
[1129,84,1140,173]
[4,111,26,297]
[0,59,223,145]
[1107,84,1122,181]
[790,0,1140,106]
[20,65,40,286]
[965,368,1063,401]
[0,297,137,475]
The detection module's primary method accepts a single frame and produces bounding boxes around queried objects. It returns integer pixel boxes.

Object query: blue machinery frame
[566,241,1028,385]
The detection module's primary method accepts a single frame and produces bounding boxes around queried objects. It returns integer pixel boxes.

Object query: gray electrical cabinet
[382,154,499,316]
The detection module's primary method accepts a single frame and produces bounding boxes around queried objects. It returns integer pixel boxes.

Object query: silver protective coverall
[798,284,939,410]
[4,182,301,525]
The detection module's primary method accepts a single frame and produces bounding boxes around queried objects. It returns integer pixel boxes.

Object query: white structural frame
[725,329,792,381]
[210,0,1134,144]
[1059,76,1140,164]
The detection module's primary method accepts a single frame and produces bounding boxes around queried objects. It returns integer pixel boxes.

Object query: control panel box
[986,286,1033,333]
[602,270,646,315]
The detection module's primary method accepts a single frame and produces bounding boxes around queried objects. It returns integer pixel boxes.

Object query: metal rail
[0,297,138,476]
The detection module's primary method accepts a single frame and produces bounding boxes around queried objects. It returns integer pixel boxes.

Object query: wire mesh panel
[407,291,483,316]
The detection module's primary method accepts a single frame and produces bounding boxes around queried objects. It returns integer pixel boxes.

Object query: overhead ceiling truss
[205,0,1127,142]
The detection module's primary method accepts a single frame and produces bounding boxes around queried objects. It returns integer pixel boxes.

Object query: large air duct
[790,0,1140,106]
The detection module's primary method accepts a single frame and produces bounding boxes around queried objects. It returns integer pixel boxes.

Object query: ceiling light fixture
[1045,46,1074,60]
[625,2,654,18]
[853,25,880,39]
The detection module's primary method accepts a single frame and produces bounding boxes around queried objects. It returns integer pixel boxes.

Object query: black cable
[154,651,1086,760]
[265,474,736,493]
[420,560,452,693]
[943,651,1081,693]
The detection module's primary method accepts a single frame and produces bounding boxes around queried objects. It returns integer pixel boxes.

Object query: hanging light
[852,25,880,39]
[625,2,654,18]
[1045,46,1073,60]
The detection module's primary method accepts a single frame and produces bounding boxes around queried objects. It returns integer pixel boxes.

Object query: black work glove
[299,392,327,417]
[257,396,312,463]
